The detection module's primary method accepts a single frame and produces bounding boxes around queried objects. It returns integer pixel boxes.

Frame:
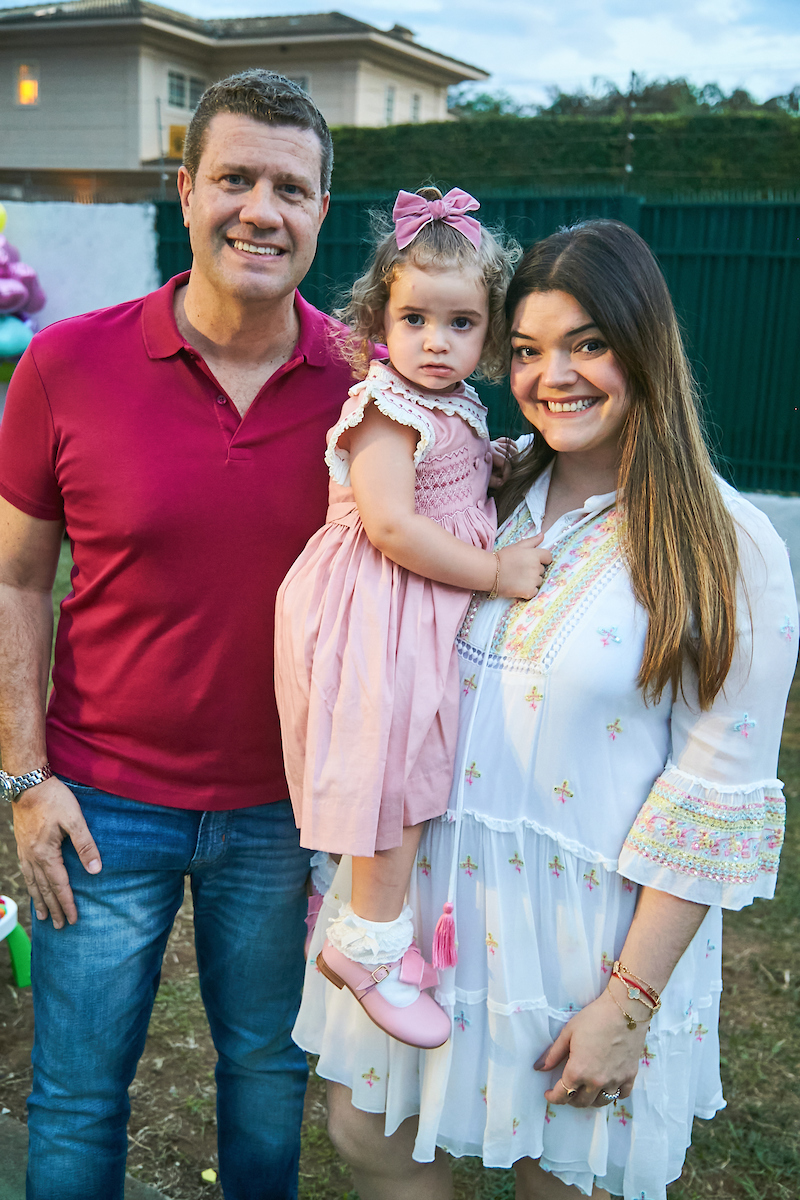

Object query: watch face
[0,774,15,803]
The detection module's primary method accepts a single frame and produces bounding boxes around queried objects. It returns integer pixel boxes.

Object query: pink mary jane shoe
[316,940,451,1049]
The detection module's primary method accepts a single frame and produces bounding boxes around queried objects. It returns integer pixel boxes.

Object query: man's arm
[0,495,101,928]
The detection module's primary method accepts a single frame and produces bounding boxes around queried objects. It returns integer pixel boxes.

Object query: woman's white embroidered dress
[294,461,798,1200]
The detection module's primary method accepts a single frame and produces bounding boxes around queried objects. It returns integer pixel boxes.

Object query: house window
[16,62,39,106]
[188,77,205,109]
[168,70,186,108]
[411,93,421,123]
[385,85,396,125]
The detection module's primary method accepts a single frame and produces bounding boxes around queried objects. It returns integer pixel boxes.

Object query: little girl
[274,187,550,1049]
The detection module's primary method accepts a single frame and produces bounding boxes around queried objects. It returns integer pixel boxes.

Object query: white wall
[1,200,159,330]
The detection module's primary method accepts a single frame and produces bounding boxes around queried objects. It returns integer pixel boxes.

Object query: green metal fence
[154,195,800,492]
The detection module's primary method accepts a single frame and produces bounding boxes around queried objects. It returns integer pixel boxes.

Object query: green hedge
[329,113,800,195]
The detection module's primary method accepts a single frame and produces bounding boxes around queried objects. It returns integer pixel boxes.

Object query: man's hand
[12,775,102,928]
[489,438,518,491]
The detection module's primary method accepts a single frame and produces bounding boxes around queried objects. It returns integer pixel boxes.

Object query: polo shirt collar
[142,271,330,367]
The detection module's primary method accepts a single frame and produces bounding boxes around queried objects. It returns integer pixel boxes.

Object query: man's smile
[228,238,285,257]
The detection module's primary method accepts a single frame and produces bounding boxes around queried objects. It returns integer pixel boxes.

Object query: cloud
[2,0,796,101]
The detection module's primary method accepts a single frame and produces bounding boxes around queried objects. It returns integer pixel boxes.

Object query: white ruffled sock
[326,903,420,1008]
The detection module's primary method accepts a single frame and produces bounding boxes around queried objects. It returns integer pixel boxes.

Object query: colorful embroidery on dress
[607,718,623,740]
[454,1010,470,1031]
[509,852,524,872]
[553,780,574,804]
[583,869,600,891]
[616,1104,633,1126]
[706,938,716,957]
[545,1102,556,1123]
[490,508,625,664]
[598,626,621,645]
[525,685,544,710]
[780,617,796,640]
[693,1023,708,1042]
[640,1043,655,1067]
[485,933,499,955]
[462,674,477,696]
[480,1085,488,1104]
[549,855,565,877]
[460,855,478,877]
[362,1068,380,1087]
[623,776,786,887]
[512,1118,520,1135]
[622,878,635,892]
[464,762,481,785]
[417,855,431,876]
[733,713,756,738]
[601,952,613,974]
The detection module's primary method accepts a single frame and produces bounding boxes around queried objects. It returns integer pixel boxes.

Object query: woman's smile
[510,289,629,469]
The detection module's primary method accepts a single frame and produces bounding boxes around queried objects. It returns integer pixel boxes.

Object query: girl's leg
[514,1158,611,1200]
[351,822,424,920]
[327,1081,452,1200]
[320,821,449,1045]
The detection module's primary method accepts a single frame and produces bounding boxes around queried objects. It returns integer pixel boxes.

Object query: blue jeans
[27,782,312,1200]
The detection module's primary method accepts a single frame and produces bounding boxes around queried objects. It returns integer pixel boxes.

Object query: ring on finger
[600,1088,621,1102]
[558,1079,578,1099]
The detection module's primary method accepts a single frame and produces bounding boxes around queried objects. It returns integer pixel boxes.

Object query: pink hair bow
[392,187,482,250]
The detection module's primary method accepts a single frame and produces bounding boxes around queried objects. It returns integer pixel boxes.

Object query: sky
[1,0,797,105]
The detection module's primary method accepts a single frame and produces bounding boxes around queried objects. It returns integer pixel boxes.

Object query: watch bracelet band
[1,762,53,800]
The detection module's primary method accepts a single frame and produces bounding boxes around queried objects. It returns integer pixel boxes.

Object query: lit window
[385,85,396,125]
[17,63,39,106]
[411,93,421,123]
[188,77,205,109]
[168,71,186,108]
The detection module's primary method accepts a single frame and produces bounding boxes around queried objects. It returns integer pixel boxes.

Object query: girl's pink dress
[274,360,497,856]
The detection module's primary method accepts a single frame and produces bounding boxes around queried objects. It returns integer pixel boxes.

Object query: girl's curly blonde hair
[334,187,520,381]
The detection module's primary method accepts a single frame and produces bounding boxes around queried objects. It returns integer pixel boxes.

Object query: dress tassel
[432,902,457,968]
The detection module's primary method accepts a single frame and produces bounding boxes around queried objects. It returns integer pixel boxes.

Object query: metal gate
[155,195,800,492]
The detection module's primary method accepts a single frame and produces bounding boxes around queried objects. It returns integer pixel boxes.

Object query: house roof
[0,2,488,81]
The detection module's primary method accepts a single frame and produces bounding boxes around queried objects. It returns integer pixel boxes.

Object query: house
[0,0,487,201]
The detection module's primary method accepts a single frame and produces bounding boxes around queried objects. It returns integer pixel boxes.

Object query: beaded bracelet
[487,551,501,601]
[612,961,662,1014]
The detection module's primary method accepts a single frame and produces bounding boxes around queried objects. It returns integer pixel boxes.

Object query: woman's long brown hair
[498,220,738,709]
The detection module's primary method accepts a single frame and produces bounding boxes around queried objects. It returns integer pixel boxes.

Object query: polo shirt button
[216,395,227,405]
[473,456,481,469]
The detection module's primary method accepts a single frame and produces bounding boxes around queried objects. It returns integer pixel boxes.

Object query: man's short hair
[183,70,333,194]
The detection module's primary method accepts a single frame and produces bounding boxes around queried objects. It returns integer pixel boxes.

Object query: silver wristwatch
[0,763,53,803]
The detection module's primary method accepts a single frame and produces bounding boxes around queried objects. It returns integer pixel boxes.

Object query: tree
[449,77,800,120]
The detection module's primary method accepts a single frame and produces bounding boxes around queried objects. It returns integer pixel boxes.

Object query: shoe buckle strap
[353,960,398,997]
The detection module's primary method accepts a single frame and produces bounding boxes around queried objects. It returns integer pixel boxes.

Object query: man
[0,72,355,1200]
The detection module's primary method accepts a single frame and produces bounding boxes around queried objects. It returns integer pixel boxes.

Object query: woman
[293,220,798,1200]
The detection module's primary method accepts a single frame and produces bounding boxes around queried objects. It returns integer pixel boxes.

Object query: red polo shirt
[0,273,355,809]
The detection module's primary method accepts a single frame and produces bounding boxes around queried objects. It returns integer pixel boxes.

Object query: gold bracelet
[613,961,662,1013]
[487,551,501,601]
[607,985,642,1031]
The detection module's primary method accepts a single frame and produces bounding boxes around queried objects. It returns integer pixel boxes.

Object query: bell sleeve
[618,490,798,909]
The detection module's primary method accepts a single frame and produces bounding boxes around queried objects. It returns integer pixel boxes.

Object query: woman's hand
[496,536,552,600]
[534,988,649,1108]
